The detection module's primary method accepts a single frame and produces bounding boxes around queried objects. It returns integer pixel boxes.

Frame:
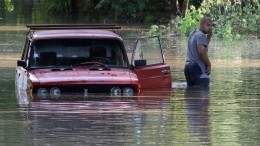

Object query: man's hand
[207,31,213,41]
[205,65,211,75]
[198,44,211,75]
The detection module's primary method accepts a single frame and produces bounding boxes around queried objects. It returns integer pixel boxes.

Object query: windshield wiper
[51,67,73,71]
[72,62,110,71]
[72,61,105,67]
[89,66,110,71]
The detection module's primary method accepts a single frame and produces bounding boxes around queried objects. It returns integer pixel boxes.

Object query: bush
[148,0,259,41]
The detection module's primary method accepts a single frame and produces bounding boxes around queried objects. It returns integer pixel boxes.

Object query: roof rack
[26,24,121,30]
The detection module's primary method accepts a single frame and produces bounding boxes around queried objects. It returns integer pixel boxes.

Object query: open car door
[131,36,172,89]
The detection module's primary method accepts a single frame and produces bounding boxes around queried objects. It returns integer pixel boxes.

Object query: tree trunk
[170,0,179,19]
[182,0,189,17]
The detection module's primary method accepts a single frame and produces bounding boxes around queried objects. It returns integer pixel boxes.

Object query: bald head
[200,17,212,25]
[199,17,213,34]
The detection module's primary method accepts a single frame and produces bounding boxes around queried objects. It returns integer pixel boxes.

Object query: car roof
[30,29,123,41]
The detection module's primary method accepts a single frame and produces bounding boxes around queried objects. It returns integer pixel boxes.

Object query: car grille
[32,84,135,100]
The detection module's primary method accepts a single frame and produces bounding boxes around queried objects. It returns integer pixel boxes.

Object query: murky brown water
[0,26,259,146]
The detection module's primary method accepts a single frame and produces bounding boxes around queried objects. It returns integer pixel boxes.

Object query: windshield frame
[28,38,129,69]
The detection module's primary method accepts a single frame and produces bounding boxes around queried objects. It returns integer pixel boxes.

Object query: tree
[182,0,189,17]
[169,0,180,18]
[167,0,190,18]
[2,0,14,12]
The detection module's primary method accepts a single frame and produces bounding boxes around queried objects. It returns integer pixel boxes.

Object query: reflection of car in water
[18,95,171,145]
[15,24,171,106]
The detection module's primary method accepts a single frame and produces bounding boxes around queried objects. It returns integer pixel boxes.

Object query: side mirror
[134,59,146,67]
[17,60,26,68]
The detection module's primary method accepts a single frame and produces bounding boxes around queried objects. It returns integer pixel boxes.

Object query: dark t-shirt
[186,30,209,78]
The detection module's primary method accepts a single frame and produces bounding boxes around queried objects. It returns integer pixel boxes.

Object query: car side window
[132,36,164,66]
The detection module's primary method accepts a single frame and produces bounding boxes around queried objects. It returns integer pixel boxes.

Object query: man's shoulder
[189,30,205,38]
[195,30,205,36]
[194,30,207,41]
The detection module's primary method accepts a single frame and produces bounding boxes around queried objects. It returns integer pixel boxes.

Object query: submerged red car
[15,24,171,102]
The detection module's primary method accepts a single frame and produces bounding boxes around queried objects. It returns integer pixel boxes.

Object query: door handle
[162,69,170,75]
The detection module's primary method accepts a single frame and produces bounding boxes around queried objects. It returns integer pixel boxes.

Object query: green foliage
[146,25,171,37]
[147,6,204,37]
[147,25,160,36]
[4,0,14,12]
[148,0,259,41]
[200,0,259,39]
[144,15,155,22]
[179,6,204,36]
[4,0,255,39]
[96,0,148,20]
[40,0,70,13]
[146,21,183,37]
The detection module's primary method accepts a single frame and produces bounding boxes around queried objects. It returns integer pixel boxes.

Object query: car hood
[29,67,138,85]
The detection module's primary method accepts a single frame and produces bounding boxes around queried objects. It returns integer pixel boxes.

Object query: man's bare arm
[198,44,211,74]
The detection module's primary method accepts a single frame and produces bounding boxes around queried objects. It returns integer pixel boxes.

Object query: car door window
[131,36,171,89]
[132,36,164,66]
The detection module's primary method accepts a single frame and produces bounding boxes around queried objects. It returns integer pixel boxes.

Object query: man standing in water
[184,17,213,86]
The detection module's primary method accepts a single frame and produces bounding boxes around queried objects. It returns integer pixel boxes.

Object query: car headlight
[37,88,48,99]
[111,87,122,96]
[123,87,134,96]
[50,87,61,99]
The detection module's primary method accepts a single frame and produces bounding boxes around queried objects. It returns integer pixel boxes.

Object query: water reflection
[184,86,211,145]
[18,96,171,145]
[20,101,132,145]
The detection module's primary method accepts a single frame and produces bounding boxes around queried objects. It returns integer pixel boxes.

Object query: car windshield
[29,39,128,68]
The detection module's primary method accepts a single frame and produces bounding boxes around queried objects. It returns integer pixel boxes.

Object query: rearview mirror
[17,60,26,68]
[134,59,146,67]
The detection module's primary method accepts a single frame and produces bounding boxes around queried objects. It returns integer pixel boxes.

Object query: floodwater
[0,1,259,145]
[0,26,259,146]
